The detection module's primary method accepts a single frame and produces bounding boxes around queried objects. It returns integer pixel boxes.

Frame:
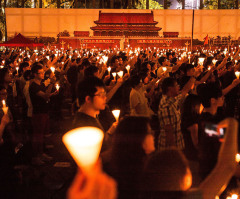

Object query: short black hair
[31,63,43,74]
[161,77,177,94]
[77,77,105,106]
[84,65,99,78]
[197,82,222,108]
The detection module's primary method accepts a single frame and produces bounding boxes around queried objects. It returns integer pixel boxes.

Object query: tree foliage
[137,0,163,9]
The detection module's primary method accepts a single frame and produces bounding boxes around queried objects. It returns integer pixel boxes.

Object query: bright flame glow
[112,110,120,122]
[62,127,104,172]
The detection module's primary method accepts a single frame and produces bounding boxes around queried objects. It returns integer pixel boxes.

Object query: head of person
[0,84,7,102]
[20,62,30,75]
[84,65,99,78]
[31,63,44,80]
[77,77,106,111]
[143,149,192,192]
[162,77,180,97]
[182,94,203,120]
[197,82,223,109]
[111,116,155,168]
[23,70,32,81]
[0,67,12,86]
[158,56,167,66]
[111,56,119,68]
[183,64,195,77]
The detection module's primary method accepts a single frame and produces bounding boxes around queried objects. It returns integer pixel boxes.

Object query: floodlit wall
[5,8,240,40]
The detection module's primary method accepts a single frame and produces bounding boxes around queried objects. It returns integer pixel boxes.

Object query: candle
[162,67,167,72]
[236,154,240,162]
[62,127,104,172]
[188,55,191,63]
[102,56,108,64]
[235,71,240,79]
[126,65,130,74]
[2,100,8,115]
[112,72,116,81]
[212,59,217,65]
[117,71,123,78]
[208,66,211,71]
[107,67,111,75]
[16,67,19,74]
[61,62,64,65]
[235,60,238,64]
[50,67,55,73]
[231,194,238,199]
[56,84,60,91]
[2,60,5,64]
[198,58,205,66]
[112,109,120,122]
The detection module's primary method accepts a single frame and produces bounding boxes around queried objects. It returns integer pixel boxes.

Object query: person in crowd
[197,82,226,180]
[73,77,117,150]
[158,76,195,150]
[142,118,238,199]
[102,116,155,199]
[29,63,57,165]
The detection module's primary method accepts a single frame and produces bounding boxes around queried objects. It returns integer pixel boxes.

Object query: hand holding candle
[112,72,116,81]
[56,84,60,91]
[16,67,19,74]
[62,127,104,172]
[112,110,120,122]
[235,71,240,79]
[50,67,55,73]
[117,71,123,78]
[212,59,217,65]
[2,100,8,115]
[107,67,111,75]
[126,65,130,74]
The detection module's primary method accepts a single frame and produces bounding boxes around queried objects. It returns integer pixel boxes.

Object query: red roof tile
[91,26,161,31]
[95,11,158,24]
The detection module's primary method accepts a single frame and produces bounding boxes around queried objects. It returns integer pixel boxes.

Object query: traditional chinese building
[59,11,191,49]
[90,11,162,37]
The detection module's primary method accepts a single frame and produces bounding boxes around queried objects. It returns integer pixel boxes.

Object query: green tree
[137,0,163,9]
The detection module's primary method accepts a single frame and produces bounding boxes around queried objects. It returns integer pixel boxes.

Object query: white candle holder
[112,109,120,122]
[62,127,104,172]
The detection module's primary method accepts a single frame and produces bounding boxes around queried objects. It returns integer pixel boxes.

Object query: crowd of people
[0,45,240,199]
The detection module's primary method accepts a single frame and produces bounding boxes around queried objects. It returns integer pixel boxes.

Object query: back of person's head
[77,77,105,106]
[197,82,222,108]
[31,63,43,75]
[182,94,202,119]
[84,65,99,78]
[130,75,142,88]
[0,68,9,85]
[20,62,29,72]
[23,70,32,81]
[111,116,151,166]
[183,64,194,75]
[161,77,177,94]
[158,56,166,66]
[179,76,191,90]
[143,149,191,192]
[44,69,52,80]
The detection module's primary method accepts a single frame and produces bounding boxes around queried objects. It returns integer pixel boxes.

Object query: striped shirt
[158,94,185,150]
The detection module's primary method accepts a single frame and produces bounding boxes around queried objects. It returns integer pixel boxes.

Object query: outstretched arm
[199,118,238,199]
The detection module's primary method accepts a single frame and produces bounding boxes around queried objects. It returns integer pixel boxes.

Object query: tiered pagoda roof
[90,11,162,35]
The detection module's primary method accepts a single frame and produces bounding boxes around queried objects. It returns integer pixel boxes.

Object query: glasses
[94,92,107,98]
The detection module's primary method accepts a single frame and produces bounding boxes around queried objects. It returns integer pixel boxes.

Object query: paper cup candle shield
[62,127,104,172]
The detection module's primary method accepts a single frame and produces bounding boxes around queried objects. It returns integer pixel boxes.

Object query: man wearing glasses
[29,63,58,165]
[73,77,117,150]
